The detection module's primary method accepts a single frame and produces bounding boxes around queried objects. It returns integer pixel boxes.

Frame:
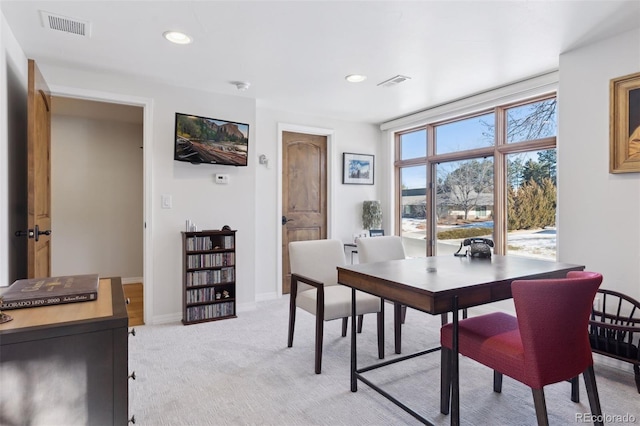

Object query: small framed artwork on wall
[610,71,640,173]
[343,153,374,185]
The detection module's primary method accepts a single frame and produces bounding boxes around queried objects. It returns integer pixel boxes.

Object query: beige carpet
[129,297,639,425]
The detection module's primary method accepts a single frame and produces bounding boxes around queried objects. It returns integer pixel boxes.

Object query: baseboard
[256,291,278,302]
[150,312,182,325]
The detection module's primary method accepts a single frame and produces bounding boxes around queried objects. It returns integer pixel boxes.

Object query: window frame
[394,93,557,257]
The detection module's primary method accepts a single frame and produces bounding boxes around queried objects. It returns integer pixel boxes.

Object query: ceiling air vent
[40,11,90,37]
[377,75,411,88]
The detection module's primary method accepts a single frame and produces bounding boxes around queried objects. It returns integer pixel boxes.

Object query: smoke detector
[377,75,411,88]
[40,10,90,37]
[232,81,251,91]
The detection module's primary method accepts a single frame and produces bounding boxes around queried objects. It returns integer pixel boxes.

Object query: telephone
[454,238,494,258]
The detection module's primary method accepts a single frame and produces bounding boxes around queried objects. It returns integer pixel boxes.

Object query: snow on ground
[401,219,556,260]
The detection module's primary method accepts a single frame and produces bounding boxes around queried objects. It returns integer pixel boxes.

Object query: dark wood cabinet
[182,230,237,324]
[0,277,130,425]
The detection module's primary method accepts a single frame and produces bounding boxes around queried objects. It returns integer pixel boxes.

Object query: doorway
[51,97,145,321]
[49,88,153,324]
[279,125,334,295]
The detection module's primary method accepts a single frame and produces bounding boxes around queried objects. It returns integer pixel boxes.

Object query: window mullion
[494,107,507,255]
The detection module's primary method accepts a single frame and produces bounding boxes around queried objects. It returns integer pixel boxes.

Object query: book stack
[0,274,99,310]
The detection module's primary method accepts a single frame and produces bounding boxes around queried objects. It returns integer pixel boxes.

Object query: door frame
[48,84,154,324]
[276,123,335,298]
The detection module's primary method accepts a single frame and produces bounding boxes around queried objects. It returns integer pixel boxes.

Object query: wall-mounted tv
[174,112,249,166]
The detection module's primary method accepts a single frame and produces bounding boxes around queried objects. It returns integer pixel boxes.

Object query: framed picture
[610,71,640,173]
[343,153,374,185]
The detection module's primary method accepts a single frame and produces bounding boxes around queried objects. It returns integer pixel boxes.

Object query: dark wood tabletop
[337,255,585,315]
[338,255,585,425]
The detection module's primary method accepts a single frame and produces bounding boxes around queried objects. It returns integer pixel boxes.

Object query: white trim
[255,291,278,302]
[48,85,154,325]
[383,129,397,235]
[151,312,181,325]
[381,70,559,132]
[276,123,335,299]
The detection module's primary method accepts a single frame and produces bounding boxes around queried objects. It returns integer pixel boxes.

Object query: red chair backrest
[512,271,603,388]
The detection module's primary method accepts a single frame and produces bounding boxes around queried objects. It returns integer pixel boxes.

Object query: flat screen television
[174,112,249,166]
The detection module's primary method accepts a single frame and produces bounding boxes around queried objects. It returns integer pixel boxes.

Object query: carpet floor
[129,297,639,425]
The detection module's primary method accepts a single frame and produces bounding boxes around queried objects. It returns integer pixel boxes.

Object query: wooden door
[281,131,327,294]
[27,59,52,278]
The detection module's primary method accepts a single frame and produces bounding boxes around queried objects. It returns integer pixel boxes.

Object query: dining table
[337,254,584,425]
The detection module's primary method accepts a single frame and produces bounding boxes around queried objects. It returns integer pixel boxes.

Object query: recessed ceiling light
[163,31,192,45]
[345,74,367,83]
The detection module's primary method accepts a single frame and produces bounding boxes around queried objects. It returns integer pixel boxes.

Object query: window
[400,129,426,160]
[436,113,494,154]
[395,95,557,260]
[400,165,427,258]
[435,158,494,255]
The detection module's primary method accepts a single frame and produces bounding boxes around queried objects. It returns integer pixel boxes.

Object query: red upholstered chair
[440,271,604,426]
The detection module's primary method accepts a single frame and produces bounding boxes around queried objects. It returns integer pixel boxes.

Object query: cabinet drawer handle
[129,415,136,424]
[128,371,136,380]
[126,298,131,305]
[129,328,136,337]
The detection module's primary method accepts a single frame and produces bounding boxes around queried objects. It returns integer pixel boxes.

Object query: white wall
[3,8,638,322]
[51,113,143,279]
[558,28,640,300]
[255,106,381,300]
[34,63,382,322]
[0,10,383,320]
[0,11,28,285]
[33,63,256,323]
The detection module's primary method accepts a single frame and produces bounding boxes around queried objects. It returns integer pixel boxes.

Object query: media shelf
[182,230,237,325]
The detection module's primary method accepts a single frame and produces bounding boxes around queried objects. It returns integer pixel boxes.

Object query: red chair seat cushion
[441,312,526,383]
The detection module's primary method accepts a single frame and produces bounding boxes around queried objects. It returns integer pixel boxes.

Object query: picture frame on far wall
[610,71,640,173]
[343,153,374,185]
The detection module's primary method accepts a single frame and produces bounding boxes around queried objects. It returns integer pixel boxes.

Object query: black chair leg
[493,370,503,393]
[314,314,324,374]
[440,347,452,415]
[287,294,296,347]
[357,314,364,333]
[634,364,640,393]
[341,317,348,337]
[583,365,603,426]
[531,388,549,426]
[570,376,580,403]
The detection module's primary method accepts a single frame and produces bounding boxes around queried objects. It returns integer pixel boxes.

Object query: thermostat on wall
[215,174,230,184]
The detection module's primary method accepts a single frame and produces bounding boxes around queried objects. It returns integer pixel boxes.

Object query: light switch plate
[161,194,172,209]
